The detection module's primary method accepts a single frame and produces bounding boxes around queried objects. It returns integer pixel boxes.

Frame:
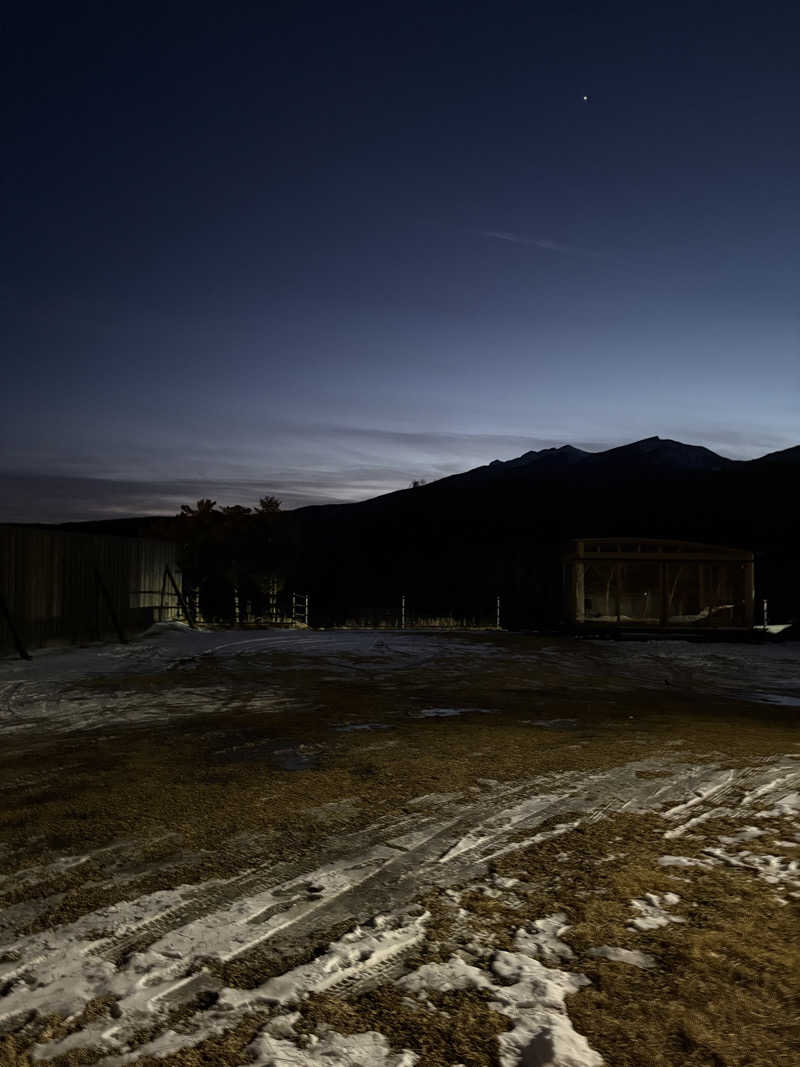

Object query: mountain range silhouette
[57,436,800,627]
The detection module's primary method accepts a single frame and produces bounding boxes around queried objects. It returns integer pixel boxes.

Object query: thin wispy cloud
[479,229,627,264]
[2,422,794,523]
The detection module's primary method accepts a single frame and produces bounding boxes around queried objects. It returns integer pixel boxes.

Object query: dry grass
[288,807,800,1067]
[489,814,799,1067]
[566,859,800,1066]
[303,987,511,1067]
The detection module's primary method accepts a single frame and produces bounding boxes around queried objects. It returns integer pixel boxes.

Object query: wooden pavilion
[562,538,754,629]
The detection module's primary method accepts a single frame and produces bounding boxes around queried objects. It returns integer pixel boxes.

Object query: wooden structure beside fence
[563,538,755,629]
[0,525,183,655]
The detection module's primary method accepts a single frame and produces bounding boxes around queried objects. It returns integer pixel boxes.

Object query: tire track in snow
[4,756,799,1058]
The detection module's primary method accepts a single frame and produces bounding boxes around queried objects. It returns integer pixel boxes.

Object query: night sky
[4,2,799,521]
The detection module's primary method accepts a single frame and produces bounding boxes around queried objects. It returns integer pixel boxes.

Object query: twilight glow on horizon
[3,3,799,522]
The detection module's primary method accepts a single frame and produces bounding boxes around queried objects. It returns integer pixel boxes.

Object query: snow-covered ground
[595,637,800,705]
[1,626,798,739]
[0,628,798,1064]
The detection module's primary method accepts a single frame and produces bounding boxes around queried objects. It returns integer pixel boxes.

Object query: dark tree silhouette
[172,497,283,624]
[180,498,218,516]
[257,495,281,514]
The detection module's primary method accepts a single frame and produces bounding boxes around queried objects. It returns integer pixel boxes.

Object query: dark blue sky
[3,2,799,520]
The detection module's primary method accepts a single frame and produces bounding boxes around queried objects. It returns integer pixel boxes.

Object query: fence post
[0,589,31,660]
[159,567,168,623]
[165,567,195,628]
[290,592,310,627]
[401,595,405,630]
[496,594,501,629]
[95,569,128,643]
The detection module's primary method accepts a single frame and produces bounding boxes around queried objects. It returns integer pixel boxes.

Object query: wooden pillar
[572,562,585,622]
[743,560,754,627]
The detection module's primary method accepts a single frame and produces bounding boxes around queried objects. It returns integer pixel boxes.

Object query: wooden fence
[0,525,182,656]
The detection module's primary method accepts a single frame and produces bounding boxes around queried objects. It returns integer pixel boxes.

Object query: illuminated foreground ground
[0,628,798,1066]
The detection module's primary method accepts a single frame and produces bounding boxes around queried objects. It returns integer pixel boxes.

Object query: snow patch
[220,910,429,1010]
[628,893,685,931]
[740,776,800,806]
[769,791,800,816]
[662,770,736,820]
[334,722,392,732]
[0,884,201,1024]
[664,806,733,839]
[524,719,579,729]
[412,707,493,718]
[718,826,765,845]
[397,955,494,995]
[437,789,575,865]
[248,1030,418,1066]
[658,855,714,869]
[513,914,575,961]
[492,875,520,889]
[587,945,656,969]
[702,848,800,889]
[749,692,800,707]
[490,951,603,1067]
[142,621,194,635]
[396,922,603,1067]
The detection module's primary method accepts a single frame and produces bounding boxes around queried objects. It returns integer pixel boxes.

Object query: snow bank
[141,621,195,635]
